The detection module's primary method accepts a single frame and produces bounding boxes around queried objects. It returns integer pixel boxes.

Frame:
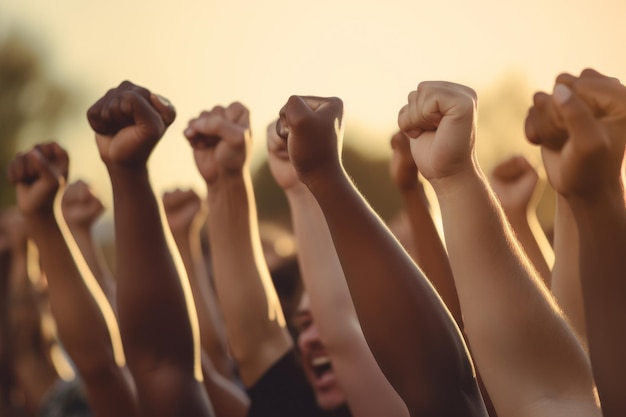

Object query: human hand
[162,188,205,237]
[390,131,419,191]
[86,81,176,169]
[276,95,344,186]
[7,142,68,217]
[525,69,626,199]
[61,180,105,232]
[489,155,542,215]
[397,81,478,182]
[266,120,301,191]
[184,102,251,184]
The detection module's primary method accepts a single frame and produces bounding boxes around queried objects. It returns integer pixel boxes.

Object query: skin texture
[398,81,600,417]
[268,120,408,416]
[8,143,139,417]
[61,180,116,309]
[388,131,462,324]
[87,81,214,417]
[277,95,487,417]
[488,155,554,286]
[0,208,59,416]
[162,187,250,417]
[184,103,292,389]
[525,68,626,417]
[550,194,586,348]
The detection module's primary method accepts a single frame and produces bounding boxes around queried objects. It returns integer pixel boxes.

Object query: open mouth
[311,356,333,379]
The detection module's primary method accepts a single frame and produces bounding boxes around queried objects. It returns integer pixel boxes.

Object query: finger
[283,95,314,132]
[525,92,568,149]
[117,91,166,140]
[267,120,289,158]
[563,75,626,119]
[87,86,119,134]
[225,102,250,128]
[398,103,421,138]
[149,93,177,127]
[552,83,607,154]
[390,130,411,156]
[277,105,289,140]
[491,155,527,181]
[35,142,68,179]
[186,114,246,149]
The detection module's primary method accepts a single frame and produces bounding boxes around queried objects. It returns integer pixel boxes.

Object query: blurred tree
[0,30,73,209]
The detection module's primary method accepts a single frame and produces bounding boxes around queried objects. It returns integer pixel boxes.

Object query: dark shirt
[247,349,349,417]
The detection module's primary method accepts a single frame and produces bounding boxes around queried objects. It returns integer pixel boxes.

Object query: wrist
[430,164,484,200]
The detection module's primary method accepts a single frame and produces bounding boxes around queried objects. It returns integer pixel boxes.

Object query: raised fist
[61,180,105,231]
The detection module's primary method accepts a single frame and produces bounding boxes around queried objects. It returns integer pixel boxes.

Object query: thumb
[150,93,177,127]
[552,83,605,152]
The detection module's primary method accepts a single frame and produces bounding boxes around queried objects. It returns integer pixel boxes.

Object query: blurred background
[1,0,625,240]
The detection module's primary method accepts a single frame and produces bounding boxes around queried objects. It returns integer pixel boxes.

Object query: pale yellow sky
[2,0,625,202]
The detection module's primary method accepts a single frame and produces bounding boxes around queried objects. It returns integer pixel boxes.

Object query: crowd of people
[1,68,624,417]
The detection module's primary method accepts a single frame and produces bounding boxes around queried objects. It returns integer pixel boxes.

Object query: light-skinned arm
[489,155,554,286]
[267,121,408,417]
[184,104,291,388]
[398,81,599,417]
[277,95,487,417]
[525,68,626,417]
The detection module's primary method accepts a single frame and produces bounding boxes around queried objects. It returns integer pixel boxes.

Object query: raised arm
[0,208,59,416]
[184,104,291,388]
[389,131,462,324]
[488,155,554,286]
[7,143,138,417]
[277,95,486,417]
[162,188,249,417]
[267,121,408,416]
[398,81,599,417]
[550,194,586,347]
[87,81,214,417]
[61,180,116,308]
[162,188,234,380]
[525,68,626,417]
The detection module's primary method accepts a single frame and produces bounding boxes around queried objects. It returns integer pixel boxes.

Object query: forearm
[307,171,480,416]
[287,186,408,417]
[174,228,233,380]
[67,226,116,309]
[504,209,553,287]
[206,172,290,386]
[108,167,199,373]
[25,214,122,374]
[550,195,586,347]
[433,168,595,416]
[568,189,626,417]
[401,185,462,325]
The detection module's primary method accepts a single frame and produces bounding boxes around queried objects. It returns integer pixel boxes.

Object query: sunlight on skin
[51,177,127,369]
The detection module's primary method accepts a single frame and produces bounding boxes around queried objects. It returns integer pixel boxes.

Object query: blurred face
[294,294,346,411]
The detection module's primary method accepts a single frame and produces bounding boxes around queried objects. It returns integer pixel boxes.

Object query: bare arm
[162,188,237,381]
[61,180,116,309]
[87,82,214,417]
[525,69,626,417]
[1,209,59,415]
[489,155,554,286]
[8,143,138,417]
[267,122,408,417]
[550,194,586,347]
[389,131,462,324]
[399,81,599,417]
[278,95,486,417]
[184,104,291,388]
